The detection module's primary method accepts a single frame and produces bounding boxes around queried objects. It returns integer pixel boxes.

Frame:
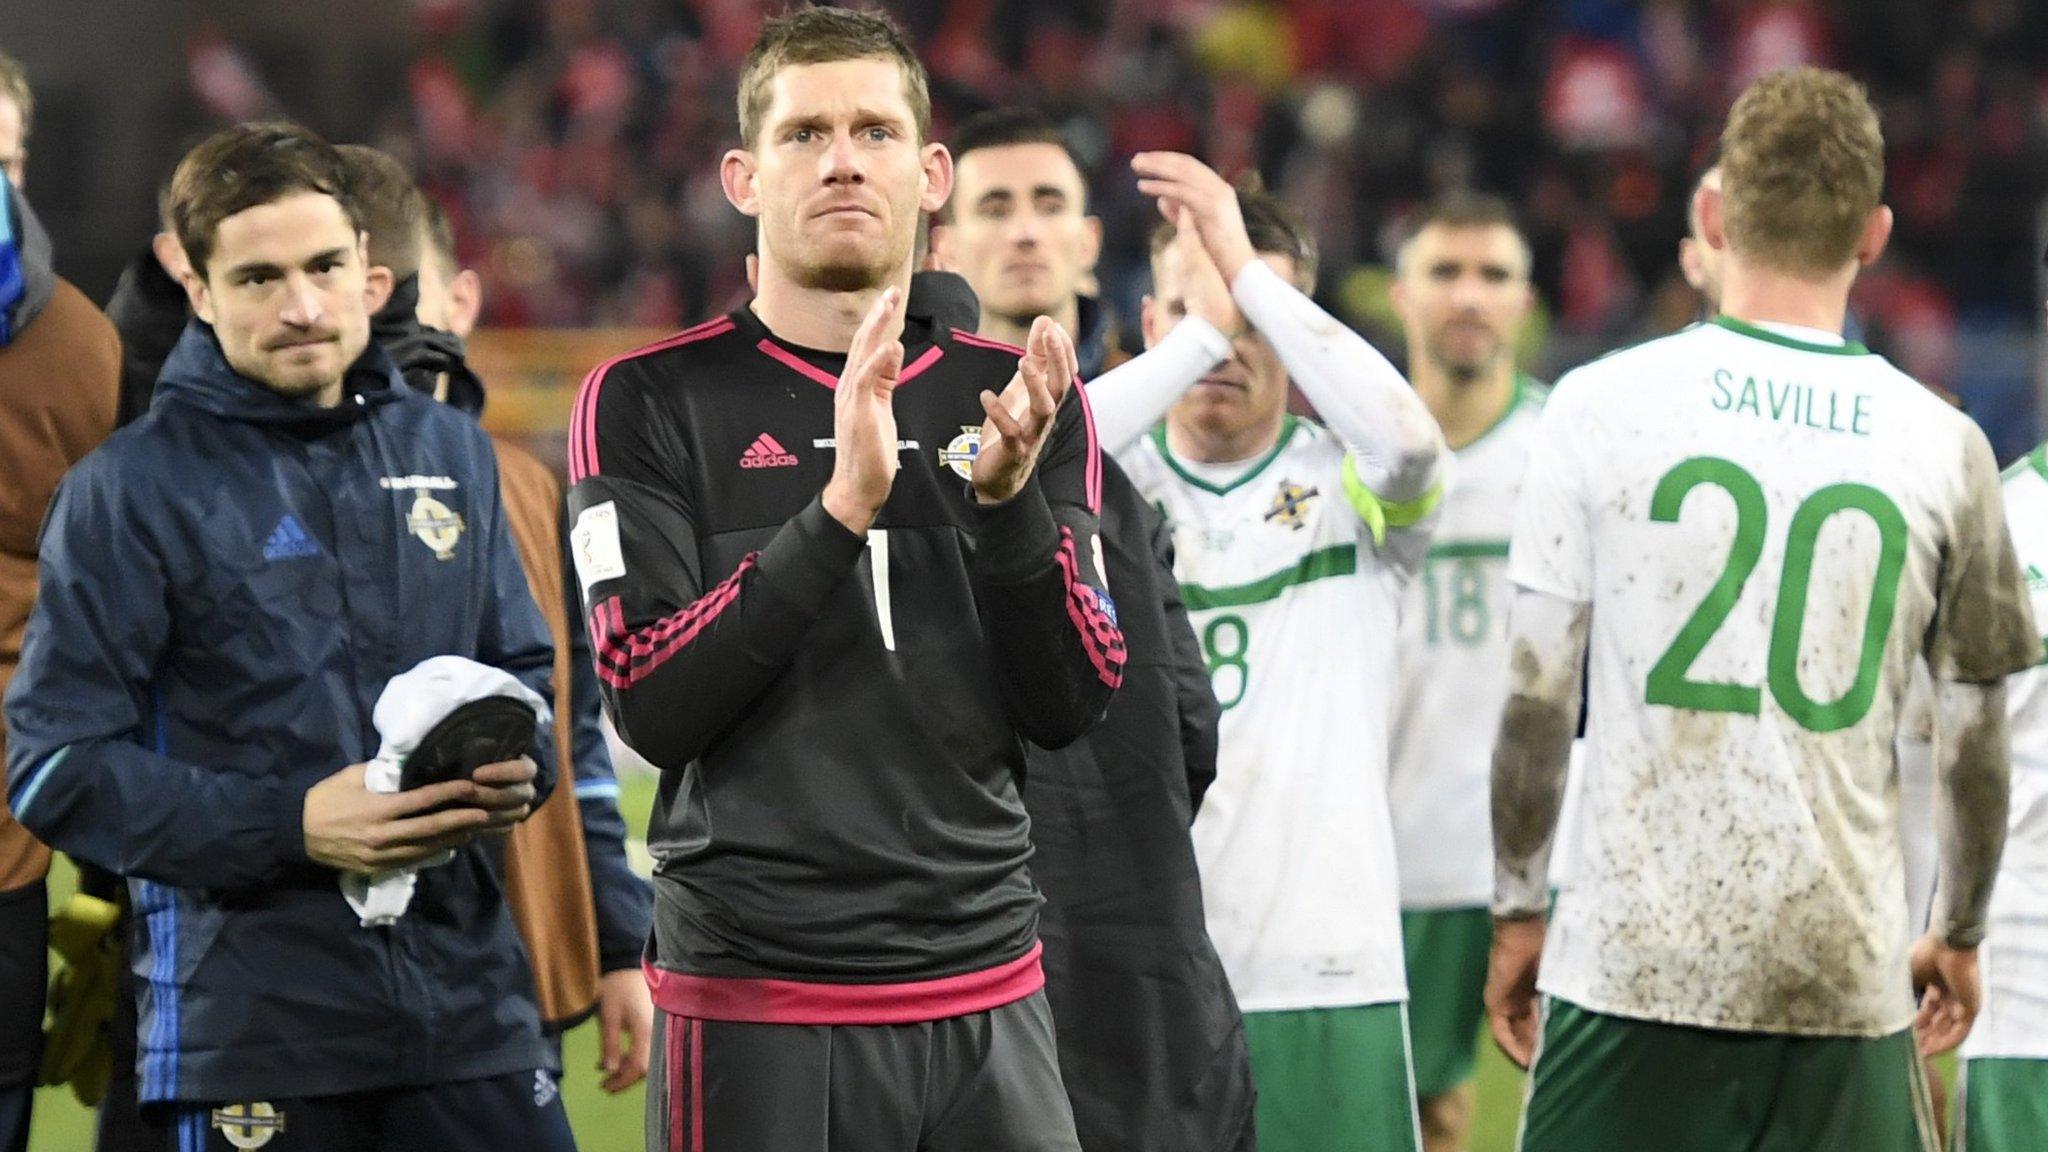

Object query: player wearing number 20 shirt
[564,303,1124,1015]
[1508,314,2037,1037]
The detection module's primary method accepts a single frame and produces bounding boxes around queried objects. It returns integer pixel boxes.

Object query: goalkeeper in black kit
[563,8,1124,1151]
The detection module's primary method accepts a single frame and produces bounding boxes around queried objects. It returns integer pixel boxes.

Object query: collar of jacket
[371,273,486,417]
[907,269,980,335]
[1074,293,1109,381]
[107,245,193,372]
[0,179,56,347]
[154,319,407,434]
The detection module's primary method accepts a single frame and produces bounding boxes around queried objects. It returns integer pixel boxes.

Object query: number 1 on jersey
[865,529,896,651]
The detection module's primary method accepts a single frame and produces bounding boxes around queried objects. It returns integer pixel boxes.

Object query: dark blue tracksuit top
[4,321,558,1103]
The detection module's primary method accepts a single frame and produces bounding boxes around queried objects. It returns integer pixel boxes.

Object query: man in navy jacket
[4,122,572,1152]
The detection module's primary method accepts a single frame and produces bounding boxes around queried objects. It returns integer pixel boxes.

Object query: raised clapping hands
[973,315,1076,505]
[1133,151,1260,286]
[821,287,907,535]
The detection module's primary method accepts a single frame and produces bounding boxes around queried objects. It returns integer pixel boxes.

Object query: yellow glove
[40,892,121,1106]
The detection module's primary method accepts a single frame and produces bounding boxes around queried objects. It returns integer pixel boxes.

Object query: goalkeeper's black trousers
[649,989,1081,1152]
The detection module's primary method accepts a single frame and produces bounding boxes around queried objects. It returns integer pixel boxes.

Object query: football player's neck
[752,252,913,353]
[1718,255,1855,337]
[982,295,1079,351]
[1168,408,1288,466]
[1410,352,1515,451]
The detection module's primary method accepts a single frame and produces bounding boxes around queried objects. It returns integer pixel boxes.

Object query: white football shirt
[1964,445,2048,1059]
[1391,378,1546,909]
[1511,317,2035,1036]
[1123,415,1433,1011]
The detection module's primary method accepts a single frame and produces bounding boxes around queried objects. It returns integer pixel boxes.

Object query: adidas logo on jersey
[740,433,799,469]
[262,515,321,562]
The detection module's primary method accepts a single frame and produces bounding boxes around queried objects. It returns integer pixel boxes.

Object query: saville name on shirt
[1710,368,1873,438]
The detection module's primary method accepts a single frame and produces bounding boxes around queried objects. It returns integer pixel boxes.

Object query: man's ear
[918,143,955,214]
[364,265,395,314]
[1679,237,1706,293]
[1080,215,1103,279]
[449,268,483,338]
[1139,294,1162,350]
[720,149,761,218]
[185,272,215,326]
[1855,205,1894,269]
[1697,184,1728,253]
[152,231,194,285]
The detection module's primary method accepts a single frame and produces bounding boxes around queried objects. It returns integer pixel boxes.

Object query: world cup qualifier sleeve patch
[1087,584,1118,627]
[571,500,629,598]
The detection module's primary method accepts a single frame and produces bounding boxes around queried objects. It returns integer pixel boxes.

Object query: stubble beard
[1429,335,1502,386]
[785,219,912,295]
[256,363,346,403]
[796,255,894,294]
[225,345,344,401]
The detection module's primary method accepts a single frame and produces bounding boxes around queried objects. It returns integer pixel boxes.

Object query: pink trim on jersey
[570,316,734,482]
[689,1019,704,1152]
[1055,528,1127,691]
[665,1017,686,1152]
[590,555,757,689]
[758,339,944,390]
[642,943,1045,1026]
[896,344,945,385]
[1072,374,1102,513]
[949,328,1025,355]
[754,339,840,389]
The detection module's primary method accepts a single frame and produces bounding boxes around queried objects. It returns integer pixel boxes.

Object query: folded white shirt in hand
[342,655,552,927]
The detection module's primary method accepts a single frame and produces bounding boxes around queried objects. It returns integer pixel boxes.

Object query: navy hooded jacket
[3,321,558,1102]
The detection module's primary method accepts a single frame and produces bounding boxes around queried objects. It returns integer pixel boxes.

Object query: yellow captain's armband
[1341,454,1442,546]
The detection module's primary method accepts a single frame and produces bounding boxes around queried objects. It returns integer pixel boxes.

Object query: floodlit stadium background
[11,0,2045,1147]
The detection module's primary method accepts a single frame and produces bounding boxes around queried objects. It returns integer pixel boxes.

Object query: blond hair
[737,6,930,148]
[1719,67,1884,276]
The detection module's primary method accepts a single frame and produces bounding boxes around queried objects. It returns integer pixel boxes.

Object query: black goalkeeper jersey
[565,305,1126,1024]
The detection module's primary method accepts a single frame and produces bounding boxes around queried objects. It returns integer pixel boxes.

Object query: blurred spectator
[0,172,122,1152]
[0,48,29,189]
[367,4,2036,346]
[176,0,2019,447]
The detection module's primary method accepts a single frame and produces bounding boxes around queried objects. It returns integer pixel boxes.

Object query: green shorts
[1959,1058,2048,1151]
[1399,906,1492,1096]
[1519,998,1938,1152]
[1241,1002,1420,1152]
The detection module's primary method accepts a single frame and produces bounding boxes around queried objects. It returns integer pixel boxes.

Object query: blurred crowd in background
[14,0,2048,454]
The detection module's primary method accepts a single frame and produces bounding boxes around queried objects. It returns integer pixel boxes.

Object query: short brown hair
[0,47,30,142]
[337,144,427,280]
[936,107,1083,224]
[1150,173,1320,291]
[167,122,363,279]
[1396,191,1530,275]
[1719,67,1884,276]
[737,5,931,148]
